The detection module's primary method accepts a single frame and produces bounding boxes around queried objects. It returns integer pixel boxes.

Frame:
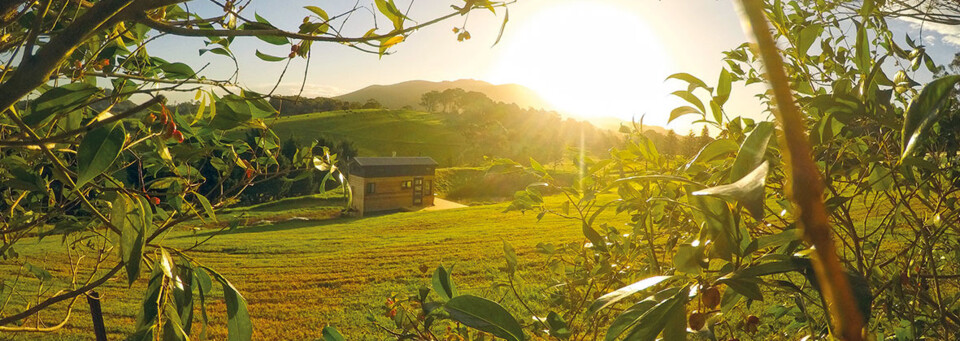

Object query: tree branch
[0,262,123,326]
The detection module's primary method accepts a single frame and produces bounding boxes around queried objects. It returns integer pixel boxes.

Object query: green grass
[265,109,467,165]
[1,195,618,340]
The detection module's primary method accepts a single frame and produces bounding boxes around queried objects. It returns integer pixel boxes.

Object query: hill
[334,79,552,111]
[267,109,469,166]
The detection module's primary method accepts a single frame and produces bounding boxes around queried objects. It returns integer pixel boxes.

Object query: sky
[149,0,958,131]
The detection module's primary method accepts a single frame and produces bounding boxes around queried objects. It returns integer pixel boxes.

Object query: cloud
[899,17,960,47]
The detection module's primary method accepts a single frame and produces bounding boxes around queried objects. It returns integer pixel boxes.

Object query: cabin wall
[350,174,435,214]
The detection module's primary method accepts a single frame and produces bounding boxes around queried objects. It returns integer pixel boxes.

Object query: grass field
[265,109,467,166]
[1,194,617,340]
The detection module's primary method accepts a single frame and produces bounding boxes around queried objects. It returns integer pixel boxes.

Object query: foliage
[0,0,510,337]
[378,1,960,340]
[422,88,621,165]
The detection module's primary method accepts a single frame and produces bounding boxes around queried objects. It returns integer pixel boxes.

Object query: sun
[487,2,676,125]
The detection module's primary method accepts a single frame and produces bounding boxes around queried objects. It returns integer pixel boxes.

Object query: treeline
[232,133,359,205]
[421,88,620,164]
[642,126,712,157]
[420,88,711,164]
[267,95,383,116]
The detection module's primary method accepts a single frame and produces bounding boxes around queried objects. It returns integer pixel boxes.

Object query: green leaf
[666,73,710,92]
[24,83,99,126]
[24,262,52,282]
[900,75,960,160]
[720,278,763,301]
[206,268,253,341]
[492,7,509,47]
[673,244,704,274]
[732,259,800,279]
[117,194,145,285]
[321,326,345,341]
[304,6,330,21]
[693,161,769,219]
[720,285,741,314]
[730,121,774,182]
[194,192,217,222]
[159,62,195,79]
[686,139,739,168]
[605,300,656,341]
[854,21,870,72]
[444,295,525,341]
[432,265,458,300]
[669,106,701,123]
[671,90,705,113]
[546,312,570,339]
[503,241,517,275]
[588,276,672,314]
[797,24,823,56]
[255,50,286,62]
[715,68,732,106]
[621,286,690,341]
[76,122,125,187]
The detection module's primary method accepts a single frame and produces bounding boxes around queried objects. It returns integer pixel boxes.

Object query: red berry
[689,312,707,331]
[245,168,254,179]
[387,308,396,318]
[152,196,161,205]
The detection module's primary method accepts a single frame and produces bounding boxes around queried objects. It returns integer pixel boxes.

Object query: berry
[387,308,397,318]
[702,286,720,308]
[245,168,254,179]
[152,196,161,206]
[688,311,707,331]
[288,51,296,59]
[744,315,760,334]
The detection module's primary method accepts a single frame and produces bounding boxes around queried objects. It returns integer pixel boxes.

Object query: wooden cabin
[347,157,437,216]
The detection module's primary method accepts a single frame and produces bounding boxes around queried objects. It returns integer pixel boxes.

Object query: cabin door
[413,177,423,205]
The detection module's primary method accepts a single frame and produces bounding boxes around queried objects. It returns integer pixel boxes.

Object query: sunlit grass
[3,194,618,340]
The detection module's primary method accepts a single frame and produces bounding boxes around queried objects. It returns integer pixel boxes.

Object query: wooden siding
[349,175,435,216]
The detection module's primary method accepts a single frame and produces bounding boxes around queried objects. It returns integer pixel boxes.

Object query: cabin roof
[352,157,438,167]
[349,157,438,178]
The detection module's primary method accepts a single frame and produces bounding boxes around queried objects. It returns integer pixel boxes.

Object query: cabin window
[425,180,432,193]
[366,182,376,194]
[401,180,412,189]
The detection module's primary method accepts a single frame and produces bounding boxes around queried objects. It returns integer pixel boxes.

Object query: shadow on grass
[177,216,360,238]
[228,196,347,213]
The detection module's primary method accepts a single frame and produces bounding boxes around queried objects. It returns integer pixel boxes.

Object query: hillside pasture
[265,109,468,166]
[1,195,612,340]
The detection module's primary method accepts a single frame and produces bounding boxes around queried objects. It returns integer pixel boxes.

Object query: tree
[0,0,511,338]
[373,1,960,340]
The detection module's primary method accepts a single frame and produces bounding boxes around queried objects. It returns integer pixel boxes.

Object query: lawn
[1,194,617,340]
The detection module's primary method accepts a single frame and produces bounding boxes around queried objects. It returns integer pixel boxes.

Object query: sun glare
[488,3,676,125]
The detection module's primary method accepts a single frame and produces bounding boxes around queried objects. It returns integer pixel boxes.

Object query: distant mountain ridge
[334,78,670,135]
[334,79,552,111]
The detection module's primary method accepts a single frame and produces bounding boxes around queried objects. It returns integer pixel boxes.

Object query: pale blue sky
[147,0,957,130]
